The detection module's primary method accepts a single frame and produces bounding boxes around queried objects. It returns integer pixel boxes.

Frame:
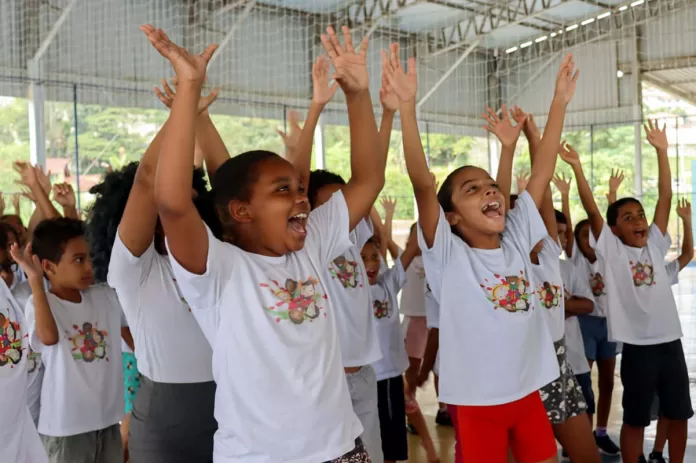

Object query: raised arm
[320,27,385,230]
[10,243,58,345]
[398,225,420,271]
[378,52,397,157]
[525,111,558,244]
[141,25,217,275]
[553,173,574,256]
[384,44,438,247]
[379,197,400,260]
[606,169,624,205]
[485,105,525,211]
[52,183,79,220]
[645,120,672,234]
[17,165,60,220]
[560,143,603,239]
[525,55,579,208]
[369,206,389,260]
[677,198,693,270]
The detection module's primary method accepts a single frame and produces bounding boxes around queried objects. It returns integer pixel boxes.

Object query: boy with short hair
[13,217,125,463]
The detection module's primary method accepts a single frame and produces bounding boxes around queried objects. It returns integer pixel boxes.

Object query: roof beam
[618,55,696,74]
[643,74,696,108]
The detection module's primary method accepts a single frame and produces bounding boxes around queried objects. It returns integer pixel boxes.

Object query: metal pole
[676,116,680,248]
[73,84,81,211]
[208,0,257,68]
[417,40,480,110]
[590,124,594,190]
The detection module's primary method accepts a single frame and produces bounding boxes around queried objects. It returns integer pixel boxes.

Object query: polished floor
[405,265,696,462]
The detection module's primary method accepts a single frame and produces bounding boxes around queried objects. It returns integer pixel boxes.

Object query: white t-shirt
[424,282,440,376]
[0,279,48,463]
[418,191,559,406]
[370,259,408,381]
[531,237,565,342]
[108,233,213,383]
[399,256,427,317]
[11,280,47,426]
[167,191,362,463]
[571,243,609,318]
[560,260,594,376]
[592,223,682,345]
[323,219,381,367]
[26,284,125,436]
[665,260,679,285]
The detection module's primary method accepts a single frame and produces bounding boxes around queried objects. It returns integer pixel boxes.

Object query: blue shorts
[575,372,595,415]
[578,315,618,361]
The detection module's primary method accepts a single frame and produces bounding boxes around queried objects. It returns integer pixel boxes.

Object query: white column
[632,25,643,199]
[313,114,326,170]
[27,60,46,168]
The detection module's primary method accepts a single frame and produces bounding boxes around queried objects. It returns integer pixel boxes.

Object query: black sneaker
[560,448,569,461]
[639,456,648,463]
[435,408,453,426]
[595,433,621,456]
[648,452,668,463]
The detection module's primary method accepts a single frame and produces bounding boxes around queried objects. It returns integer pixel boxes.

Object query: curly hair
[86,162,221,283]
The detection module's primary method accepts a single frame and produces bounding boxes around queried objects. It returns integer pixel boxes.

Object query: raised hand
[677,198,692,220]
[52,183,76,208]
[525,113,541,141]
[320,26,369,95]
[608,168,625,192]
[552,173,571,196]
[644,119,668,152]
[516,172,530,192]
[430,172,439,192]
[554,54,580,105]
[383,43,417,104]
[154,77,219,114]
[558,141,581,168]
[9,242,43,281]
[140,25,217,85]
[483,105,525,149]
[312,55,339,105]
[379,52,399,112]
[380,196,397,217]
[277,111,303,155]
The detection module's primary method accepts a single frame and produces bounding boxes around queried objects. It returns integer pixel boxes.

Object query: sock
[650,451,663,458]
[595,427,607,437]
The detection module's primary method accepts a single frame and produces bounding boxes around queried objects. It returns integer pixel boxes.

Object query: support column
[27,60,46,168]
[314,114,326,170]
[632,25,644,199]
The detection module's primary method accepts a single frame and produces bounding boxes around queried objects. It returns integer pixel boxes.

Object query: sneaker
[435,408,452,426]
[595,433,621,456]
[648,452,668,463]
[560,448,569,461]
[639,455,648,463]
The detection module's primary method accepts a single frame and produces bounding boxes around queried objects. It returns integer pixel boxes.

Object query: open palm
[644,119,668,151]
[559,142,580,167]
[320,26,369,94]
[383,43,417,104]
[312,55,339,105]
[483,105,524,148]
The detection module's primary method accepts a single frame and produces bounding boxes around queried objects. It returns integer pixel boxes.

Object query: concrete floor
[405,265,696,462]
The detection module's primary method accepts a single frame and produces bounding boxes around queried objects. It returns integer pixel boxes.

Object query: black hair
[606,197,642,227]
[437,166,472,214]
[33,217,86,264]
[555,209,567,225]
[308,169,346,209]
[213,151,280,208]
[574,219,590,245]
[0,223,8,252]
[87,162,221,283]
[510,194,519,208]
[0,222,19,245]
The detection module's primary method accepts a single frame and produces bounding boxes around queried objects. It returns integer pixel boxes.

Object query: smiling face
[611,200,649,248]
[360,240,381,285]
[440,166,506,246]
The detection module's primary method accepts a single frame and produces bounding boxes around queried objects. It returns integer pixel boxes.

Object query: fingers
[320,32,338,60]
[326,27,344,57]
[199,43,218,63]
[341,26,355,53]
[162,78,176,99]
[154,87,171,107]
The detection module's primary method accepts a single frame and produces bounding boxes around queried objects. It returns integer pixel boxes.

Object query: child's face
[313,184,342,209]
[360,241,381,285]
[0,248,15,288]
[611,202,649,248]
[45,236,94,290]
[446,167,505,240]
[577,222,596,261]
[557,222,568,251]
[230,157,310,256]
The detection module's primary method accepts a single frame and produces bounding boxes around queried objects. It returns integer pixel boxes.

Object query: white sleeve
[568,261,595,301]
[382,258,407,296]
[665,260,680,285]
[304,191,353,266]
[649,223,671,258]
[351,218,374,249]
[417,207,453,301]
[504,191,548,254]
[107,230,156,289]
[424,283,439,329]
[591,221,623,261]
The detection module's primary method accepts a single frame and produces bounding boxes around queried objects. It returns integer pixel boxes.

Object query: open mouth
[366,269,378,281]
[481,200,503,218]
[633,228,647,239]
[288,212,308,237]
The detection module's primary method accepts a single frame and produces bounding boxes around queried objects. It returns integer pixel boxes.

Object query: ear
[227,199,253,224]
[41,258,56,277]
[445,211,462,227]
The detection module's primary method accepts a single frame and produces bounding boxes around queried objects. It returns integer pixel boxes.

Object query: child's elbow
[39,331,59,346]
[154,190,188,218]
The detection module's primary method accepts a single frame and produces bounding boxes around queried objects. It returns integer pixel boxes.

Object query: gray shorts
[540,338,588,424]
[40,423,122,463]
[346,366,383,463]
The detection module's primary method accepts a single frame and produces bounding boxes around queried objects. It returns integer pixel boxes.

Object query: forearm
[30,277,58,345]
[679,217,693,270]
[540,186,558,241]
[387,239,400,261]
[419,328,439,380]
[27,207,42,237]
[572,164,602,223]
[607,190,617,205]
[195,112,230,181]
[656,148,672,200]
[400,105,433,192]
[527,99,566,203]
[495,146,515,210]
[369,207,388,259]
[291,102,324,187]
[379,110,395,158]
[399,245,418,270]
[565,297,594,316]
[62,205,79,220]
[31,184,60,220]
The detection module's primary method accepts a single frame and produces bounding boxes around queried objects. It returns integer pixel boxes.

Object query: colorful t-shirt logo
[481,272,531,313]
[262,278,327,325]
[536,282,562,309]
[589,272,605,297]
[373,300,390,319]
[630,261,655,287]
[329,256,361,289]
[68,323,109,362]
[0,312,23,368]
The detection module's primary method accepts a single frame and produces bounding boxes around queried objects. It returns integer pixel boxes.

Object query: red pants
[450,392,556,463]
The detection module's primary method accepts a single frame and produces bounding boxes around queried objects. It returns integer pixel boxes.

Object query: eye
[467,185,478,193]
[298,183,306,194]
[491,183,499,189]
[276,185,290,193]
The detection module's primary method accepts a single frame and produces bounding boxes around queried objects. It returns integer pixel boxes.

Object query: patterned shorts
[539,338,588,424]
[328,438,371,463]
[122,352,142,414]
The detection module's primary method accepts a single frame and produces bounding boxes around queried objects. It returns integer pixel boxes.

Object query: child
[87,82,222,463]
[560,120,692,463]
[387,35,578,460]
[141,23,386,462]
[0,226,48,463]
[12,217,125,463]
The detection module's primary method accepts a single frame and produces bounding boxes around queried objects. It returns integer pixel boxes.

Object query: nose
[484,186,497,196]
[296,192,309,207]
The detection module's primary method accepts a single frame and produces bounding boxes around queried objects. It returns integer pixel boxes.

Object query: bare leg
[653,416,669,453]
[620,424,644,463]
[666,419,687,463]
[596,357,616,429]
[553,414,601,463]
[407,407,439,462]
[121,413,132,463]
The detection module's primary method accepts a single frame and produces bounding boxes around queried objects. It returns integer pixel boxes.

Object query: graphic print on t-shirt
[536,281,562,309]
[630,260,655,287]
[589,272,605,297]
[261,278,327,325]
[67,322,109,362]
[0,312,23,367]
[328,256,361,289]
[27,350,40,373]
[480,271,531,313]
[373,299,390,319]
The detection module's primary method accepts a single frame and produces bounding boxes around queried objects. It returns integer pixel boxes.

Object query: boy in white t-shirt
[393,43,578,460]
[12,217,125,463]
[140,24,388,462]
[561,121,693,463]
